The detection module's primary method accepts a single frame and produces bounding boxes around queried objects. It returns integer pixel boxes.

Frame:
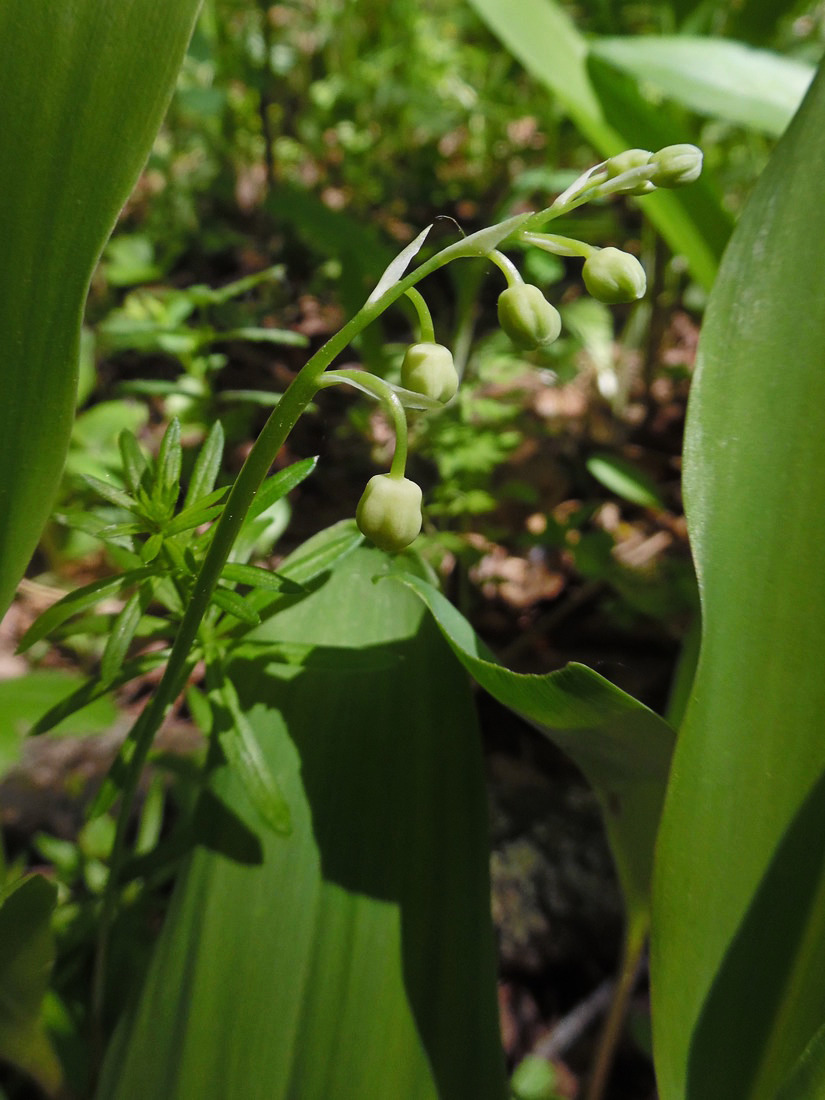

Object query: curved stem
[318,369,409,478]
[488,248,523,288]
[585,914,648,1100]
[405,286,436,344]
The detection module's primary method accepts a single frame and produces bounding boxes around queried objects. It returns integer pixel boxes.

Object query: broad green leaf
[651,61,825,1100]
[591,37,814,137]
[0,0,202,619]
[466,0,731,288]
[391,573,674,924]
[0,875,60,1094]
[97,548,505,1100]
[775,1018,825,1100]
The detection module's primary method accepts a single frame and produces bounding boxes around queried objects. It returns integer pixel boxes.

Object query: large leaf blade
[391,573,674,924]
[0,0,202,618]
[97,548,506,1100]
[591,36,814,137]
[651,60,825,1100]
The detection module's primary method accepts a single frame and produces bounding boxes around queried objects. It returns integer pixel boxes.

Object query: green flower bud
[400,342,459,402]
[510,1055,559,1100]
[582,247,646,304]
[647,143,703,187]
[605,148,652,177]
[497,284,561,351]
[356,474,422,552]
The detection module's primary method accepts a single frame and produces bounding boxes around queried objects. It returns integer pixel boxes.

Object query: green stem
[488,248,523,288]
[405,286,435,344]
[91,218,507,1042]
[318,369,409,478]
[584,914,648,1100]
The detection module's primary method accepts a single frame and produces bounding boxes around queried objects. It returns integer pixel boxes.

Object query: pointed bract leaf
[367,224,432,305]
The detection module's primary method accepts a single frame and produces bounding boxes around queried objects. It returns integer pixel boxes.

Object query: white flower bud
[648,144,703,187]
[400,342,458,402]
[356,474,423,552]
[582,247,646,304]
[497,284,561,351]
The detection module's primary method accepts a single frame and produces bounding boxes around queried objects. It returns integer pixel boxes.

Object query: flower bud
[511,1055,559,1100]
[647,144,703,187]
[400,342,459,402]
[356,474,423,552]
[582,247,646,304]
[497,284,561,351]
[605,148,652,177]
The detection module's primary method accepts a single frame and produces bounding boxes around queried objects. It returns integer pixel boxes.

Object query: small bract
[356,473,423,552]
[497,284,562,351]
[583,247,646,305]
[401,342,458,402]
[605,148,652,177]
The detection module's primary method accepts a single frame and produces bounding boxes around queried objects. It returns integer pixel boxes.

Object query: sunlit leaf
[651,61,825,1100]
[592,37,813,137]
[0,0,202,618]
[391,572,674,923]
[97,548,505,1100]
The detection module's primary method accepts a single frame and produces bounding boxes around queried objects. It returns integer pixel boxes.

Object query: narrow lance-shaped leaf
[17,567,158,652]
[183,420,225,510]
[651,60,825,1100]
[212,670,292,836]
[0,0,203,618]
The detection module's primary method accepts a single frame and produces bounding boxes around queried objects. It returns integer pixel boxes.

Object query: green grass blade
[651,60,825,1100]
[97,548,506,1100]
[392,573,674,924]
[591,37,813,137]
[0,0,202,618]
